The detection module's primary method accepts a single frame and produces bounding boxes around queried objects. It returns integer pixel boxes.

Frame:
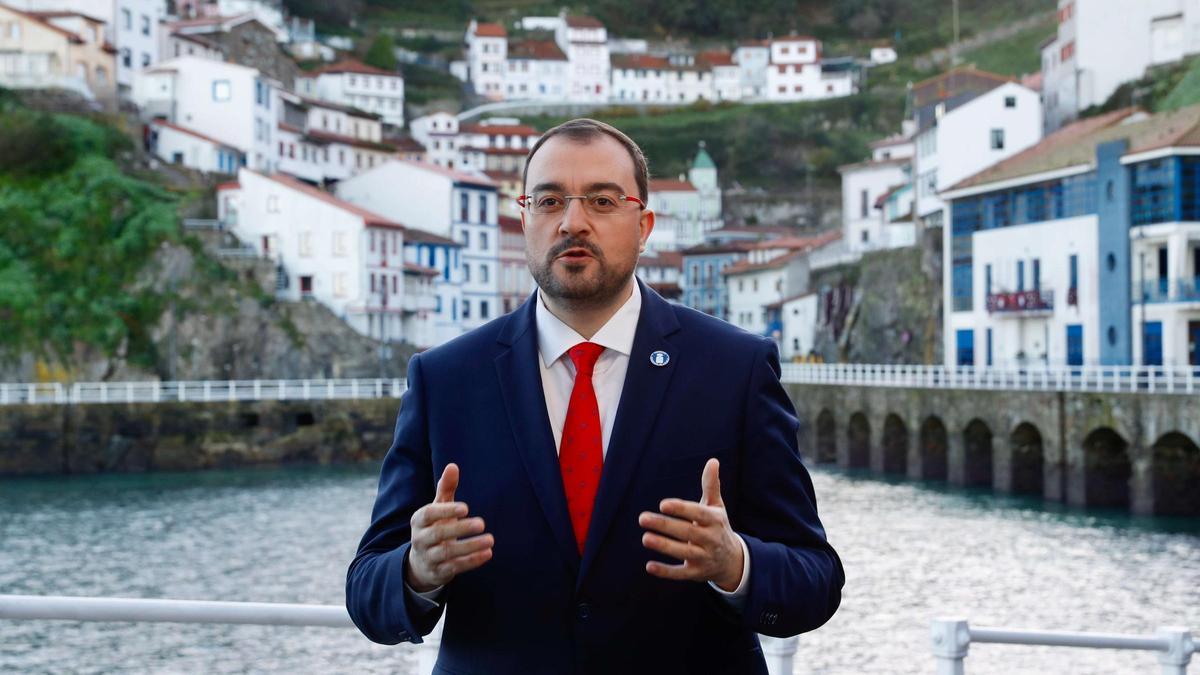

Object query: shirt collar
[535,281,643,368]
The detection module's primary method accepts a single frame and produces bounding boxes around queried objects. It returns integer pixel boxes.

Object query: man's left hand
[638,458,744,592]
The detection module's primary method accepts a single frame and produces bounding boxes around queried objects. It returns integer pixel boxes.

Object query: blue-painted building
[680,242,753,319]
[941,106,1200,368]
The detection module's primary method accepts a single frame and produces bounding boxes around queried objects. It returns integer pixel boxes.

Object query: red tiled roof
[471,147,529,157]
[697,50,734,67]
[397,159,496,188]
[472,22,507,38]
[2,6,84,43]
[28,9,105,23]
[869,134,910,149]
[295,94,382,119]
[764,291,816,310]
[277,121,303,134]
[722,230,843,276]
[508,39,567,61]
[612,54,670,70]
[484,170,522,183]
[649,178,696,192]
[389,135,425,152]
[305,129,397,152]
[402,227,460,246]
[639,250,683,269]
[771,35,819,44]
[459,122,540,136]
[152,120,237,149]
[304,59,397,77]
[722,249,804,276]
[403,262,440,276]
[565,15,603,28]
[647,281,682,298]
[258,171,404,229]
[217,181,240,191]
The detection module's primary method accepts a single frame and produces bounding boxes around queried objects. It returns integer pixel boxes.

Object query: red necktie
[560,342,605,554]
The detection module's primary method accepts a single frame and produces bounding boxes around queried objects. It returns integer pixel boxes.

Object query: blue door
[1189,321,1200,366]
[1143,321,1163,366]
[1066,324,1083,367]
[956,329,975,366]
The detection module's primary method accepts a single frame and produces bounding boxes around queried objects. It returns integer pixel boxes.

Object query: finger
[411,502,469,528]
[642,532,706,562]
[700,458,723,507]
[435,547,494,576]
[434,463,460,503]
[659,499,720,525]
[427,533,494,564]
[638,511,713,546]
[645,560,703,581]
[417,517,486,549]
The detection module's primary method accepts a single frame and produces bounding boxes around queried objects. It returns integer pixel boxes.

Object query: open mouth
[557,248,594,261]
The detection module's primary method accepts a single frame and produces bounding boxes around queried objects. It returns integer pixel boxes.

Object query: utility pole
[951,0,961,66]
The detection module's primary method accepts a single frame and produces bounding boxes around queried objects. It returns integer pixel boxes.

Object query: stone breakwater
[0,399,398,476]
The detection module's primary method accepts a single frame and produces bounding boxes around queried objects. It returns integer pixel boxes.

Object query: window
[333,232,347,257]
[463,263,471,282]
[480,232,489,251]
[462,299,471,319]
[860,189,869,218]
[141,14,150,36]
[212,80,231,102]
[266,195,279,213]
[1069,254,1079,291]
[460,193,469,222]
[1016,260,1025,292]
[480,301,490,319]
[462,230,471,248]
[985,264,992,297]
[990,129,1005,150]
[481,265,489,283]
[1004,96,1016,108]
[142,52,151,67]
[121,48,131,68]
[956,329,974,366]
[299,231,312,257]
[369,231,375,252]
[1032,258,1041,291]
[1066,325,1083,366]
[478,196,487,224]
[121,8,131,29]
[334,273,347,298]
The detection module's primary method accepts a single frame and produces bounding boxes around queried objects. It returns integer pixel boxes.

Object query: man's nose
[557,198,592,235]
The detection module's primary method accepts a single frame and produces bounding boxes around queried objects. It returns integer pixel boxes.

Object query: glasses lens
[585,193,622,214]
[531,192,565,215]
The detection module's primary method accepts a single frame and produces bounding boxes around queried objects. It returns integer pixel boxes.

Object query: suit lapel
[578,281,680,588]
[494,296,581,574]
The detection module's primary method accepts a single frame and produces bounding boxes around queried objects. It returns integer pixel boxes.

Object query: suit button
[576,602,592,620]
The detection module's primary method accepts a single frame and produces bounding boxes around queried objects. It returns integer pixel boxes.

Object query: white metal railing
[779,363,1199,394]
[0,594,796,675]
[931,618,1195,674]
[0,379,407,406]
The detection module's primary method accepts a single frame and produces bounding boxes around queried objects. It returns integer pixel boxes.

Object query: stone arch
[963,419,994,488]
[1083,427,1131,509]
[815,410,837,464]
[1009,422,1045,496]
[1150,431,1200,516]
[919,416,948,481]
[847,412,870,469]
[881,414,908,474]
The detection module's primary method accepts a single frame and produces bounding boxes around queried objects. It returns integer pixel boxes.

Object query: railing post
[303,380,311,401]
[254,380,262,400]
[931,618,970,675]
[204,381,212,402]
[1156,626,1194,675]
[759,634,798,675]
[154,381,161,403]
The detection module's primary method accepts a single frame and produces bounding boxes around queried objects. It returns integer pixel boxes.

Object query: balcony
[1139,277,1200,304]
[986,289,1054,315]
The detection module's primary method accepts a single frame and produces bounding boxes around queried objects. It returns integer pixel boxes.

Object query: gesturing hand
[405,463,494,593]
[638,458,745,592]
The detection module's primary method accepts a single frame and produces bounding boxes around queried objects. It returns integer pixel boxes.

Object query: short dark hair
[522,118,649,201]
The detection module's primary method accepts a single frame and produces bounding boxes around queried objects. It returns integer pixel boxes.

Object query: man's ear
[639,209,655,250]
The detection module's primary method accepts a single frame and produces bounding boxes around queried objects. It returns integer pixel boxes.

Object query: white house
[505,37,567,101]
[465,19,506,100]
[646,145,721,251]
[217,169,440,346]
[610,54,671,103]
[724,247,812,336]
[132,56,278,171]
[149,118,243,173]
[769,292,819,360]
[295,58,404,128]
[912,76,1043,229]
[839,156,911,252]
[161,30,224,61]
[275,91,400,184]
[764,35,823,102]
[940,104,1200,369]
[1042,0,1200,133]
[733,40,769,99]
[556,14,608,102]
[335,160,501,333]
[870,45,897,65]
[409,111,460,169]
[635,249,684,303]
[0,5,117,101]
[698,49,740,101]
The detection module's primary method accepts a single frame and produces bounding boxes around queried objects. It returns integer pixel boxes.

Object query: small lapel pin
[649,350,670,367]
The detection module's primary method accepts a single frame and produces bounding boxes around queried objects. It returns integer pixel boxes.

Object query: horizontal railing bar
[970,626,1169,651]
[0,594,354,629]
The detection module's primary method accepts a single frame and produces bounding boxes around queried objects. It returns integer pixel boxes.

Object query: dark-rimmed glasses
[517,191,646,216]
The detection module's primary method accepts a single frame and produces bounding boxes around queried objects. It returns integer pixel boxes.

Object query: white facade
[1130,222,1200,367]
[778,293,819,360]
[734,43,769,99]
[466,20,506,100]
[132,56,277,171]
[504,42,567,101]
[336,160,501,333]
[163,32,224,61]
[409,112,459,168]
[870,46,897,65]
[556,16,608,102]
[710,60,740,101]
[916,82,1042,221]
[150,119,242,173]
[765,36,823,102]
[295,61,405,128]
[839,158,910,252]
[725,251,809,336]
[218,169,439,345]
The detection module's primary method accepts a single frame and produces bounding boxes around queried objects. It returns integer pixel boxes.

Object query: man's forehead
[527,134,637,188]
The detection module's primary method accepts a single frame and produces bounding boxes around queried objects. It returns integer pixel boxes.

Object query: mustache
[548,238,603,261]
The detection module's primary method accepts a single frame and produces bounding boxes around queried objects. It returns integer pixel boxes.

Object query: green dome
[692,144,715,169]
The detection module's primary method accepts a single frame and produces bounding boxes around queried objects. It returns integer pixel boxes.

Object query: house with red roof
[0,5,116,101]
[505,37,566,101]
[295,58,405,127]
[466,19,506,101]
[646,144,723,251]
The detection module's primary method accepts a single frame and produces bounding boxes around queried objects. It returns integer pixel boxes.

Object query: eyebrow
[530,181,631,194]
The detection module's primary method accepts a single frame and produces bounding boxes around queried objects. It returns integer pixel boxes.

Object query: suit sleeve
[736,337,844,637]
[345,353,445,644]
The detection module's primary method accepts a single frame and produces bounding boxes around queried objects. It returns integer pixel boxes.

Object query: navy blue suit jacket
[347,281,843,674]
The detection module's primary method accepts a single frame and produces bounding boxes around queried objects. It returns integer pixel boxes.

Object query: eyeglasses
[517,191,646,216]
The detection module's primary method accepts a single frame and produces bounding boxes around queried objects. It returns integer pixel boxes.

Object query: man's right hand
[405,463,495,593]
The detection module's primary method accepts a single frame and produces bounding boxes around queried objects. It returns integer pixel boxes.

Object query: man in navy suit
[347,119,843,674]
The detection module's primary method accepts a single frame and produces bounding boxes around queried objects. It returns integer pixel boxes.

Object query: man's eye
[536,196,562,208]
[592,196,616,206]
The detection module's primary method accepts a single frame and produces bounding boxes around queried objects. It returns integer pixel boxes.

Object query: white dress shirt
[408,282,749,609]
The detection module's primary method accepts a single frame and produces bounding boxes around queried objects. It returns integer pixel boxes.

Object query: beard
[528,236,637,308]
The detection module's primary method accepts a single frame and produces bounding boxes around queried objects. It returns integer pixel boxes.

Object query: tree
[364,33,398,72]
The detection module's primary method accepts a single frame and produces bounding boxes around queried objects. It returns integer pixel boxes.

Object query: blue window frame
[952,263,972,311]
[1017,260,1025,292]
[1067,324,1083,366]
[1131,158,1175,226]
[986,328,993,366]
[1143,321,1163,365]
[1069,254,1078,290]
[956,329,975,366]
[1032,258,1041,291]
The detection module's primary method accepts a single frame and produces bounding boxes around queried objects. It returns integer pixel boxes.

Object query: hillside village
[1,0,1199,374]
